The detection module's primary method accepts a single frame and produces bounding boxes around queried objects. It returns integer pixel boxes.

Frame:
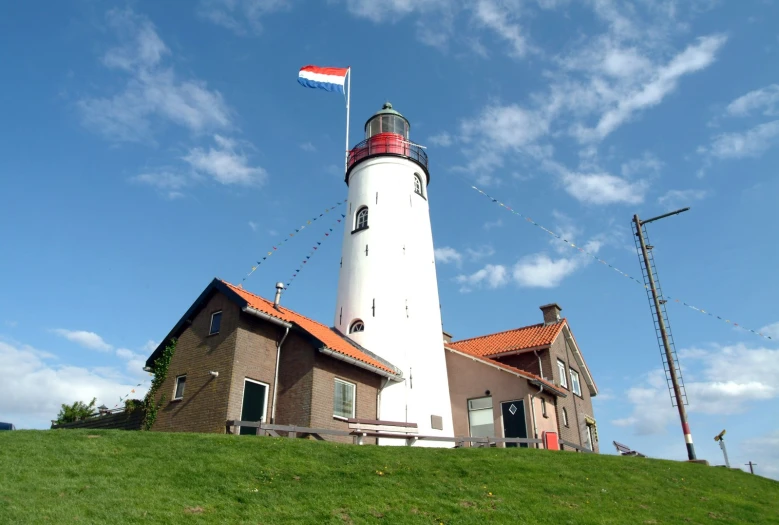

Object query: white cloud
[342,0,450,23]
[197,0,291,35]
[184,135,268,186]
[483,219,503,230]
[621,153,664,178]
[465,245,495,261]
[248,221,258,231]
[742,430,779,480]
[142,340,159,352]
[428,132,453,147]
[300,142,316,152]
[725,84,779,118]
[455,264,508,292]
[512,253,581,288]
[471,0,527,58]
[132,171,189,199]
[561,169,648,205]
[759,322,779,341]
[705,120,779,159]
[0,339,149,429]
[434,246,463,265]
[52,329,113,352]
[657,189,709,210]
[79,9,232,142]
[576,34,727,142]
[614,344,779,435]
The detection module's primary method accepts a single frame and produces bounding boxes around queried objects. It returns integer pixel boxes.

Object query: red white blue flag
[298,65,349,94]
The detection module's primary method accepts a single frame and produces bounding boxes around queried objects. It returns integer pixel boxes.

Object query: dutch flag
[297,65,349,94]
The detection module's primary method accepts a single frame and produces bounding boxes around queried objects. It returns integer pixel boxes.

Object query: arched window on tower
[355,206,369,231]
[413,174,424,197]
[349,320,365,333]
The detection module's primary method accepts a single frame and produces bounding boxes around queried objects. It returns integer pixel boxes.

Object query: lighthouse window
[354,207,369,231]
[349,320,365,333]
[413,174,424,197]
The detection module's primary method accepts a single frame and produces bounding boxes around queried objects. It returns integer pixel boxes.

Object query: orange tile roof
[223,281,398,377]
[448,321,566,357]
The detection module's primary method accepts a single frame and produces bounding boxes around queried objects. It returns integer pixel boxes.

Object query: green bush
[55,398,96,424]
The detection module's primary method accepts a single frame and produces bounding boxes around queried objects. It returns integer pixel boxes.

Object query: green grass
[0,430,776,524]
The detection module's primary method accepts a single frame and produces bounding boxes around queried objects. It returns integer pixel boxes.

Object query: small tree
[55,397,97,424]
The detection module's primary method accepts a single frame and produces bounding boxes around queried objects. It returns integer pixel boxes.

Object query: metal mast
[633,208,696,461]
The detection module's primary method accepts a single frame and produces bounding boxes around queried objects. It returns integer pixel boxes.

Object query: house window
[173,375,186,400]
[562,407,569,427]
[467,397,494,438]
[570,369,581,396]
[541,397,548,418]
[413,174,423,197]
[209,311,222,335]
[333,378,356,418]
[557,360,568,388]
[349,320,364,333]
[584,424,595,451]
[355,207,369,231]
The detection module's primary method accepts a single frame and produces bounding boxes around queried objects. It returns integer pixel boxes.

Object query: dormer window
[354,207,369,232]
[349,320,365,333]
[413,174,424,197]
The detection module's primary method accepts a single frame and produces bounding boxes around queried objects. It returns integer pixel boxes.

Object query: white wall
[334,156,454,446]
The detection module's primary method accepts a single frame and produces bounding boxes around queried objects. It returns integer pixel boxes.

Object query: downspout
[533,349,544,379]
[270,325,290,424]
[563,335,584,446]
[529,383,544,449]
[240,306,293,425]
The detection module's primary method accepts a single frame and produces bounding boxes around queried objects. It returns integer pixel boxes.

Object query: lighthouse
[335,102,454,445]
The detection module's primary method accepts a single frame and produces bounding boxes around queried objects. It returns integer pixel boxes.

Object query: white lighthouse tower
[335,102,454,445]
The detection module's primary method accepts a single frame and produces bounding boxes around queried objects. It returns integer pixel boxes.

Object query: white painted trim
[317,346,401,381]
[239,378,270,424]
[333,377,357,418]
[172,374,186,400]
[209,311,222,335]
[562,324,598,396]
[556,359,568,389]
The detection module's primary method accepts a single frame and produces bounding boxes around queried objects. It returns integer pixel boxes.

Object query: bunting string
[466,183,772,341]
[112,379,149,410]
[241,201,345,283]
[285,213,346,290]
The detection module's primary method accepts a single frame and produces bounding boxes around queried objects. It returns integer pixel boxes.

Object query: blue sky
[1,1,778,478]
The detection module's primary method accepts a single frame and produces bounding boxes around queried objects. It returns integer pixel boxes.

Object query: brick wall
[547,330,599,453]
[309,351,381,444]
[498,351,542,377]
[225,313,286,424]
[274,332,316,428]
[152,292,238,433]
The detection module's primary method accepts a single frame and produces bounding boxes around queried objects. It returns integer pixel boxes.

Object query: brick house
[446,303,599,452]
[145,280,598,451]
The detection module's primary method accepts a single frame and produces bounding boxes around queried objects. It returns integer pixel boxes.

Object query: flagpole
[344,67,351,174]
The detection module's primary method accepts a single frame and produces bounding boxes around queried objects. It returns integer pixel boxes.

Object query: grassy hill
[0,430,776,524]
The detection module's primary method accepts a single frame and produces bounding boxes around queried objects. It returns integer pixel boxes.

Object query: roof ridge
[449,321,549,345]
[223,280,333,330]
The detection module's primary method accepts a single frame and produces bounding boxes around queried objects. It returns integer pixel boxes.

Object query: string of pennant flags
[241,200,346,284]
[285,213,346,290]
[467,183,773,341]
[112,379,149,410]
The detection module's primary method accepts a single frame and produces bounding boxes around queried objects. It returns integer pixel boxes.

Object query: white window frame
[239,378,269,424]
[209,311,222,335]
[333,378,356,419]
[570,368,581,396]
[562,407,569,427]
[173,375,186,400]
[355,207,369,230]
[349,319,364,333]
[467,396,494,439]
[557,359,568,388]
[413,174,424,197]
[585,425,594,450]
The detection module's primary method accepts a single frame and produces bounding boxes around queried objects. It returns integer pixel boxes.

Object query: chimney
[273,282,284,309]
[540,303,562,325]
[442,330,452,344]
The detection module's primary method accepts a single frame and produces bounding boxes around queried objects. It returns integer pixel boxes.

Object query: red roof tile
[448,321,565,357]
[223,281,398,376]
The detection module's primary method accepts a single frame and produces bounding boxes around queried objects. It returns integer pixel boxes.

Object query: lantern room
[364,102,409,139]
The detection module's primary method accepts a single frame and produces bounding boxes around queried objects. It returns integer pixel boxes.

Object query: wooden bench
[613,440,646,457]
[347,418,419,446]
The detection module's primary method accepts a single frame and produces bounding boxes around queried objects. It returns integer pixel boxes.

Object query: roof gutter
[242,306,293,329]
[530,378,567,398]
[318,346,402,381]
[563,330,598,396]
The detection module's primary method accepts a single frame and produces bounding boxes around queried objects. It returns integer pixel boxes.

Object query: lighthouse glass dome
[365,103,409,139]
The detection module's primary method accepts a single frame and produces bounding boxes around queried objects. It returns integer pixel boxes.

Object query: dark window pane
[210,312,222,335]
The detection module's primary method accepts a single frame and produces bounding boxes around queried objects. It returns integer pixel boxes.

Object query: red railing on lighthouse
[347,132,428,173]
